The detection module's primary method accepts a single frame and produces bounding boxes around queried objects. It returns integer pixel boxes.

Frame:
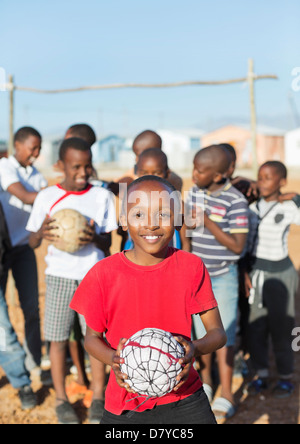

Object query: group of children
[0,124,299,425]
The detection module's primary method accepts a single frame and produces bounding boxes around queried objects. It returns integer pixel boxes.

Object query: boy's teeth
[144,236,159,239]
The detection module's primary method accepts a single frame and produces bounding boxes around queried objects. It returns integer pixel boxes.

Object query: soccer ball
[50,209,88,254]
[120,328,185,398]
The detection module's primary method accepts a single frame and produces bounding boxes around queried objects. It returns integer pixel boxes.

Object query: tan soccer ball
[50,209,88,254]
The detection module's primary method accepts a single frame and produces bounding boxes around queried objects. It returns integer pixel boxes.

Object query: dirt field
[0,175,299,424]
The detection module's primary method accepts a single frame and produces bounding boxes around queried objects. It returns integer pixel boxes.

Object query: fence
[2,59,278,175]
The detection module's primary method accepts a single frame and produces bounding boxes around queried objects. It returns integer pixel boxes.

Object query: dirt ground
[0,176,300,425]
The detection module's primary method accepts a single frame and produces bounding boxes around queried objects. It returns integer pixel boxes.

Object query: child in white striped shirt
[246,161,300,398]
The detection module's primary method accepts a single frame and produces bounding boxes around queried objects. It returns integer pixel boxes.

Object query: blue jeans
[193,264,239,347]
[0,245,41,388]
[0,285,31,388]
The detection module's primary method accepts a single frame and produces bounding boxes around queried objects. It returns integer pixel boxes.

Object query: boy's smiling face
[14,135,42,168]
[58,148,93,192]
[121,180,178,259]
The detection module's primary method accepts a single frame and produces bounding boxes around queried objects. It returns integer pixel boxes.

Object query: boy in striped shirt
[183,145,249,419]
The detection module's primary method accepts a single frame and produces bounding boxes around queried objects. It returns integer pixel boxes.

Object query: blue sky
[0,0,299,140]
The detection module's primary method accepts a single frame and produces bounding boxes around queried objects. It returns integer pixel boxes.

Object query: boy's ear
[213,172,223,184]
[214,172,227,185]
[165,168,171,179]
[14,140,21,154]
[56,160,65,172]
[280,178,287,188]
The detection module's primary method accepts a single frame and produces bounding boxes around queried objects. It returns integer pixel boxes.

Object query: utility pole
[248,59,258,177]
[7,75,16,305]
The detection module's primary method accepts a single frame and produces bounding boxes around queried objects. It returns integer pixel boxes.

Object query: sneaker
[18,386,37,410]
[245,378,268,396]
[272,380,294,399]
[89,400,105,424]
[56,400,80,425]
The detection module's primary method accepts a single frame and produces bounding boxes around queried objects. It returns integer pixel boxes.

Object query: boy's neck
[59,180,90,193]
[125,246,170,267]
[206,180,227,193]
[263,190,281,202]
[13,154,28,169]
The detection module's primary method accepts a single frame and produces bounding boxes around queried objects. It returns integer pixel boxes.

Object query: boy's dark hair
[261,161,288,179]
[14,127,42,144]
[59,137,92,161]
[128,175,176,195]
[125,175,182,224]
[67,124,96,147]
[219,143,237,162]
[194,145,231,174]
[137,148,169,170]
[133,130,162,150]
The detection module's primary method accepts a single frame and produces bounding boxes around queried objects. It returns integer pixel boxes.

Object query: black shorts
[101,388,217,425]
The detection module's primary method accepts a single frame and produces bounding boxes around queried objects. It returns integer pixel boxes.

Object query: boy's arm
[180,223,191,252]
[79,221,112,251]
[7,182,38,205]
[204,213,247,255]
[93,232,112,251]
[28,216,58,249]
[278,192,298,203]
[231,177,259,200]
[194,307,227,355]
[85,327,135,393]
[84,327,115,366]
[29,231,43,250]
[0,160,39,205]
[174,307,226,391]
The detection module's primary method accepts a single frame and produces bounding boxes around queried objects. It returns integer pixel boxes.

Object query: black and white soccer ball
[120,328,185,398]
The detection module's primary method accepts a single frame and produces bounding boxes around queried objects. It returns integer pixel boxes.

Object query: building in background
[158,128,204,171]
[201,125,285,168]
[285,127,300,168]
[92,135,126,163]
[34,134,62,171]
[35,125,300,174]
[93,128,204,171]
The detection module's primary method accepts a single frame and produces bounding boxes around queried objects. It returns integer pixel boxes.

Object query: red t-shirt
[70,247,217,415]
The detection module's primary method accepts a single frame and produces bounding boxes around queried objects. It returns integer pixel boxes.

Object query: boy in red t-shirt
[70,176,226,424]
